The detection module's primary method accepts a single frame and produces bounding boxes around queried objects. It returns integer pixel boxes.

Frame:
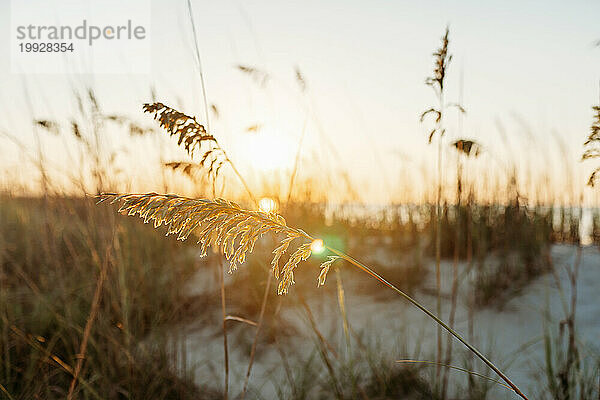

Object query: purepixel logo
[10,0,151,74]
[15,20,147,46]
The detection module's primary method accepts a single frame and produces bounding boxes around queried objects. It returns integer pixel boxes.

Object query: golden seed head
[98,192,325,295]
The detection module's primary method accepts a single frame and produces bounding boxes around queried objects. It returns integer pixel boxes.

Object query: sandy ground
[182,244,600,399]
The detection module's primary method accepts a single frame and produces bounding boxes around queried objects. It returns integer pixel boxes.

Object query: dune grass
[1,19,598,400]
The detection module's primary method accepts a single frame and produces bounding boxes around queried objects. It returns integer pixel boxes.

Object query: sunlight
[310,238,325,254]
[239,127,295,172]
[258,197,277,213]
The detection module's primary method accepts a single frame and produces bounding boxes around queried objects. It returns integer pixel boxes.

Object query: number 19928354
[19,42,74,52]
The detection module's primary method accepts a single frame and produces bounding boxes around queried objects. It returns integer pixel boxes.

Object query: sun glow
[310,239,325,254]
[258,197,278,213]
[239,128,296,172]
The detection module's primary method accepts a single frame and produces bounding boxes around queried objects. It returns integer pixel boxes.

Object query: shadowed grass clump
[362,364,436,400]
[0,195,212,399]
[469,200,553,306]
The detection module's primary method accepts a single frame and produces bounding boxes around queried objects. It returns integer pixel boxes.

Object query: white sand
[182,244,600,399]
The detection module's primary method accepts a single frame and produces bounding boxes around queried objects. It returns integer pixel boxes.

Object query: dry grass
[3,104,581,398]
[421,27,465,391]
[0,196,210,399]
[99,95,527,399]
[97,193,330,295]
[2,19,599,400]
[583,105,600,186]
[143,103,225,179]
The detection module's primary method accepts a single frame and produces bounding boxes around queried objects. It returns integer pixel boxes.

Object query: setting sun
[310,238,325,254]
[258,197,277,213]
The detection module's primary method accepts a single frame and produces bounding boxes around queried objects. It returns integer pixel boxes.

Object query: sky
[0,0,599,203]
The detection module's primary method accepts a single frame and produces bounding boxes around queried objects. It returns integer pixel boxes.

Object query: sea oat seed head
[317,256,341,287]
[98,193,321,294]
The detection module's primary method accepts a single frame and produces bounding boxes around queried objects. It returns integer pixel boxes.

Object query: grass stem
[325,245,530,400]
[241,272,272,399]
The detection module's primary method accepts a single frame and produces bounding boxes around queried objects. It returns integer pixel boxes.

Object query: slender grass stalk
[215,256,229,400]
[324,245,529,400]
[243,81,309,396]
[224,315,257,326]
[274,334,296,399]
[67,249,109,400]
[241,272,272,399]
[296,293,338,359]
[397,360,511,391]
[466,189,475,394]
[116,235,132,394]
[186,0,210,131]
[188,0,259,206]
[0,383,15,400]
[186,0,256,205]
[184,6,260,397]
[335,267,351,357]
[297,293,343,399]
[442,141,466,398]
[222,150,258,206]
[441,161,461,399]
[565,210,582,368]
[553,204,583,398]
[22,79,50,196]
[245,77,309,395]
[7,322,103,400]
[422,27,451,380]
[0,219,8,388]
[286,116,309,203]
[421,27,468,388]
[435,116,444,384]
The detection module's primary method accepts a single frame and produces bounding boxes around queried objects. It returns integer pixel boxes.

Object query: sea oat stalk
[98,192,529,400]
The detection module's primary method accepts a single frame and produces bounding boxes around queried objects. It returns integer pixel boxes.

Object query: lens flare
[258,197,277,213]
[310,239,325,254]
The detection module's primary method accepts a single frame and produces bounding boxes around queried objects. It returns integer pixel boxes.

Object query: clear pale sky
[0,0,599,203]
